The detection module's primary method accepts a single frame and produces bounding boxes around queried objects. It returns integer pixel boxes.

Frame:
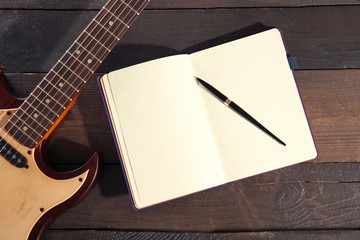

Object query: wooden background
[1,0,360,239]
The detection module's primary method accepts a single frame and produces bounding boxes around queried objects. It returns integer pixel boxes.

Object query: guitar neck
[4,0,150,148]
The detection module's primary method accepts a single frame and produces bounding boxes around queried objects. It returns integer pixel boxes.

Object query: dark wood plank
[47,163,360,231]
[296,70,360,163]
[0,7,360,72]
[44,230,360,240]
[4,69,359,164]
[147,0,360,8]
[0,2,357,239]
[0,0,359,10]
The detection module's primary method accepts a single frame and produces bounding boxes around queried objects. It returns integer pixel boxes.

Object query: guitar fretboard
[4,0,149,148]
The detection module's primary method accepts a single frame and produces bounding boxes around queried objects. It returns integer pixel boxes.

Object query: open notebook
[98,29,318,209]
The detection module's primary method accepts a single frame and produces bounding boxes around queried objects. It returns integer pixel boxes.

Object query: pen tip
[195,77,203,83]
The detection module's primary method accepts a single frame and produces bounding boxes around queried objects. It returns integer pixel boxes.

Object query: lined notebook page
[190,29,318,182]
[103,55,226,208]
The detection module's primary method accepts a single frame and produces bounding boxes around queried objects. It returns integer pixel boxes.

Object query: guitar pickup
[0,137,27,168]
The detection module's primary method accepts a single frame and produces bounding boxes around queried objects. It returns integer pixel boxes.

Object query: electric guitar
[0,0,150,239]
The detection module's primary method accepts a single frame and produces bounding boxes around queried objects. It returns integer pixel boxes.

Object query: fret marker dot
[109,21,114,26]
[76,50,81,55]
[23,126,28,131]
[34,113,39,118]
[59,82,64,87]
[45,99,50,104]
[87,59,92,64]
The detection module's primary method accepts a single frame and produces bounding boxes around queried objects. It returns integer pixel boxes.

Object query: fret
[63,49,97,74]
[52,62,90,95]
[118,0,148,26]
[103,1,145,35]
[30,93,60,117]
[32,87,67,116]
[3,0,151,149]
[7,121,37,144]
[15,134,37,148]
[20,103,54,125]
[93,19,120,41]
[17,108,49,131]
[37,85,66,109]
[120,0,140,15]
[42,76,73,101]
[82,24,120,58]
[74,41,102,63]
[66,50,95,73]
[83,30,111,52]
[73,40,107,71]
[50,69,79,93]
[10,114,44,138]
[94,4,129,41]
[58,60,87,85]
[103,7,130,28]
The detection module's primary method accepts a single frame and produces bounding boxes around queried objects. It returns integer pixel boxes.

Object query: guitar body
[0,1,150,238]
[0,70,101,240]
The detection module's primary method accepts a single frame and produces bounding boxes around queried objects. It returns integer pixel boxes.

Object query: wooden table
[1,1,360,239]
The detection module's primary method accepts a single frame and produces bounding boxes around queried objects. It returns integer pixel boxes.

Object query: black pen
[196,77,286,146]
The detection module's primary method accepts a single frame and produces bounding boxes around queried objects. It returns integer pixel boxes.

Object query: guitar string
[17,0,144,146]
[0,0,146,171]
[0,2,146,235]
[9,0,135,146]
[0,0,143,169]
[0,0,122,170]
[0,0,123,173]
[0,0,143,176]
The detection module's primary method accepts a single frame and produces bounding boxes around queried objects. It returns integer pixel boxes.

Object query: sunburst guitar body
[0,69,101,240]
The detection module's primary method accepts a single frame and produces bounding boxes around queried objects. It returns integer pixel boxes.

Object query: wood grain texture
[1,2,359,238]
[0,7,360,72]
[4,70,360,164]
[44,230,360,240]
[45,163,360,231]
[0,0,359,10]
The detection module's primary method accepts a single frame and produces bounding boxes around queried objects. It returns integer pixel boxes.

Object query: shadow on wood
[183,23,273,54]
[98,44,180,72]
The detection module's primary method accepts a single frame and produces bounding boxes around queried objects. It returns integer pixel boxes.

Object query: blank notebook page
[190,29,318,182]
[105,55,226,208]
